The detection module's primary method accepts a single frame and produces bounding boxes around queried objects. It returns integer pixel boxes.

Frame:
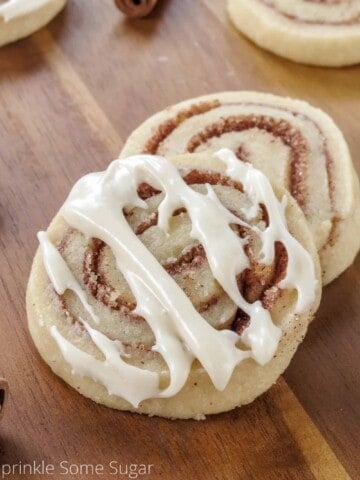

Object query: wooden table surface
[0,1,359,479]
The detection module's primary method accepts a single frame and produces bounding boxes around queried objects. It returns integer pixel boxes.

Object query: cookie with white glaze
[121,91,360,285]
[27,152,321,419]
[227,0,360,67]
[0,0,67,48]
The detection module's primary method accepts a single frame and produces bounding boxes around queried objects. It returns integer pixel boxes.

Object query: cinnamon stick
[114,0,159,18]
[0,377,8,423]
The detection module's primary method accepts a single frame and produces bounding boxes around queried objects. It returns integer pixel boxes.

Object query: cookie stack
[27,92,359,419]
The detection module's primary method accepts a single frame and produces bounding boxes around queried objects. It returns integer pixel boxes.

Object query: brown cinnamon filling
[81,236,287,331]
[231,242,287,334]
[137,183,160,200]
[187,115,308,207]
[133,170,243,236]
[135,212,159,235]
[235,145,251,163]
[57,168,289,352]
[164,244,206,275]
[182,169,243,191]
[140,100,335,215]
[260,0,360,26]
[143,100,221,155]
[82,229,287,314]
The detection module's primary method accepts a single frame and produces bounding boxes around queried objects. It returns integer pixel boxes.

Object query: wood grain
[0,0,359,478]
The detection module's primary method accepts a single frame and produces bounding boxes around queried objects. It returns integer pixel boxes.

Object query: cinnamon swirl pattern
[27,151,321,419]
[0,0,67,48]
[227,0,360,66]
[121,92,360,285]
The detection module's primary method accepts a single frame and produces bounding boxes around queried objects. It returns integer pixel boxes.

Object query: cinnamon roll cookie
[27,150,321,419]
[121,92,360,285]
[227,0,360,66]
[0,0,67,48]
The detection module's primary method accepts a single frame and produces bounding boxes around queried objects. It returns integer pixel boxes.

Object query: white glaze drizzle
[216,148,318,313]
[38,231,160,407]
[0,0,53,21]
[39,149,317,407]
[51,321,160,407]
[38,231,100,324]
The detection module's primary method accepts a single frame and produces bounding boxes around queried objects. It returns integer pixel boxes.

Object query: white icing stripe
[38,231,100,325]
[39,231,160,407]
[0,0,52,21]
[217,149,318,313]
[128,272,194,399]
[39,149,317,407]
[61,162,249,391]
[51,323,159,408]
